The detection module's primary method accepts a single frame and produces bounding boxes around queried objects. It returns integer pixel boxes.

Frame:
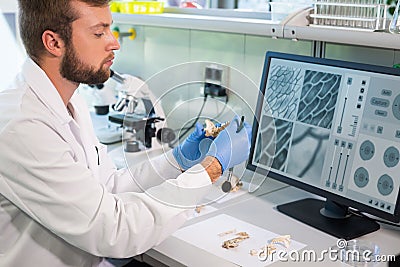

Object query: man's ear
[42,30,64,57]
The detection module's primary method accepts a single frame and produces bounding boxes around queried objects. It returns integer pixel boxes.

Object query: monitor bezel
[247,51,400,223]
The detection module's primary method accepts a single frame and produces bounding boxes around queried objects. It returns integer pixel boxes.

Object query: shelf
[112,7,400,50]
[112,7,284,38]
[283,8,400,49]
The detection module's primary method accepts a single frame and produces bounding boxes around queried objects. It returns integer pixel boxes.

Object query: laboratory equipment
[107,70,172,152]
[86,82,117,116]
[247,51,400,239]
[310,0,387,31]
[389,0,400,33]
[87,69,172,153]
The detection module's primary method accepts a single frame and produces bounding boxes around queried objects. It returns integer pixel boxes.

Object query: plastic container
[116,1,165,14]
[269,2,312,22]
[110,1,121,12]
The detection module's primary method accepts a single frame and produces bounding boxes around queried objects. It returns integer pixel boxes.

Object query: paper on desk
[172,214,307,267]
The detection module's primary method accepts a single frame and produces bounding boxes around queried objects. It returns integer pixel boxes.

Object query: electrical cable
[170,95,208,147]
[171,94,229,134]
[209,94,229,122]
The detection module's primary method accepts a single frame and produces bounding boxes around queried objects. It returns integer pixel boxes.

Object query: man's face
[60,1,120,84]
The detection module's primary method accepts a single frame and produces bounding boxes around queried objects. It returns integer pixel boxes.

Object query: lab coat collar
[21,58,73,125]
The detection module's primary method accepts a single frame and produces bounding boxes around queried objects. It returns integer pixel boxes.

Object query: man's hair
[18,0,111,64]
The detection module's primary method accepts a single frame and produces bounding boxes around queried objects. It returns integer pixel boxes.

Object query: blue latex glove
[173,122,213,170]
[206,115,252,172]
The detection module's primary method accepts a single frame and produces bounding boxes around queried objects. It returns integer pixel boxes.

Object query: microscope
[88,70,175,153]
[108,70,174,152]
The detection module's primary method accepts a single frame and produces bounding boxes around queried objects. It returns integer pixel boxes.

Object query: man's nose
[107,30,120,51]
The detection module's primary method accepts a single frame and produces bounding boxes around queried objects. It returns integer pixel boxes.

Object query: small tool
[221,116,245,193]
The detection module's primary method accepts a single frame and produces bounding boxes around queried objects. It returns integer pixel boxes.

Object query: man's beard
[60,43,111,85]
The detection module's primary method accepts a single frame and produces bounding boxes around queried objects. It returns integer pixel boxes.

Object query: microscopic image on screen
[254,115,293,172]
[286,123,330,185]
[266,65,303,120]
[253,115,275,168]
[297,70,341,129]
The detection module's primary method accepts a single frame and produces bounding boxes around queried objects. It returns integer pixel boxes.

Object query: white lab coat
[0,58,212,267]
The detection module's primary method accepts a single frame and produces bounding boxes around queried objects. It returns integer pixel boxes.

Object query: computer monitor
[247,51,400,240]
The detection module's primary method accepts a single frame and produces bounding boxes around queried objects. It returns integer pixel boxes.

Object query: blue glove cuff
[173,146,196,170]
[173,138,213,170]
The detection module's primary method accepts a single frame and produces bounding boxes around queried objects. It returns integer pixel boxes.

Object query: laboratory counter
[94,112,400,267]
[141,181,400,267]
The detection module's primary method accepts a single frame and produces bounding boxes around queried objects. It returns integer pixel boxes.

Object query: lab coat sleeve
[74,92,183,194]
[0,118,212,258]
[111,150,184,193]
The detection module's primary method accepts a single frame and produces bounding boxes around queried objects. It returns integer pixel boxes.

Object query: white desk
[143,181,400,267]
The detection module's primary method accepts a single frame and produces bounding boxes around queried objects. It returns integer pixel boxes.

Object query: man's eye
[95,32,105,38]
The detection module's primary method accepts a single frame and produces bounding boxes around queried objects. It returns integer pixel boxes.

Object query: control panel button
[381,89,392,97]
[354,167,369,188]
[383,146,400,168]
[347,77,353,85]
[359,140,375,161]
[347,142,353,149]
[371,97,390,108]
[375,110,388,117]
[392,94,400,120]
[377,174,394,196]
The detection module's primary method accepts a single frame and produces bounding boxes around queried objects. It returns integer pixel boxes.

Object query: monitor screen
[247,51,400,239]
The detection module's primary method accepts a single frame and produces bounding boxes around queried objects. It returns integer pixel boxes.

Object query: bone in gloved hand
[206,115,252,172]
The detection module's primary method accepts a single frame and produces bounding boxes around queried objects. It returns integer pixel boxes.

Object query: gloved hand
[206,115,252,172]
[173,122,213,170]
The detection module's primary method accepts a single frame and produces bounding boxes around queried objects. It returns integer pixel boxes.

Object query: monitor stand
[277,198,380,240]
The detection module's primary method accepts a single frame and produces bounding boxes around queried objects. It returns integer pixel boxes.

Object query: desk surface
[145,180,400,267]
[94,112,400,266]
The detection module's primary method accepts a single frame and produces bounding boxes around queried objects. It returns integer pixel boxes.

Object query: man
[0,0,251,266]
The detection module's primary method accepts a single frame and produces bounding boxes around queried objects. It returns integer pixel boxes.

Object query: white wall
[0,0,18,12]
[0,0,24,89]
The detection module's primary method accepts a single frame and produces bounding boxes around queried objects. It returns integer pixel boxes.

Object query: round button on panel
[354,167,369,188]
[359,140,375,161]
[377,174,394,196]
[392,94,400,120]
[383,146,400,168]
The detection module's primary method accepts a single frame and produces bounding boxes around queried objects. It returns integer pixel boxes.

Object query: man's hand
[206,115,252,172]
[173,122,213,170]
